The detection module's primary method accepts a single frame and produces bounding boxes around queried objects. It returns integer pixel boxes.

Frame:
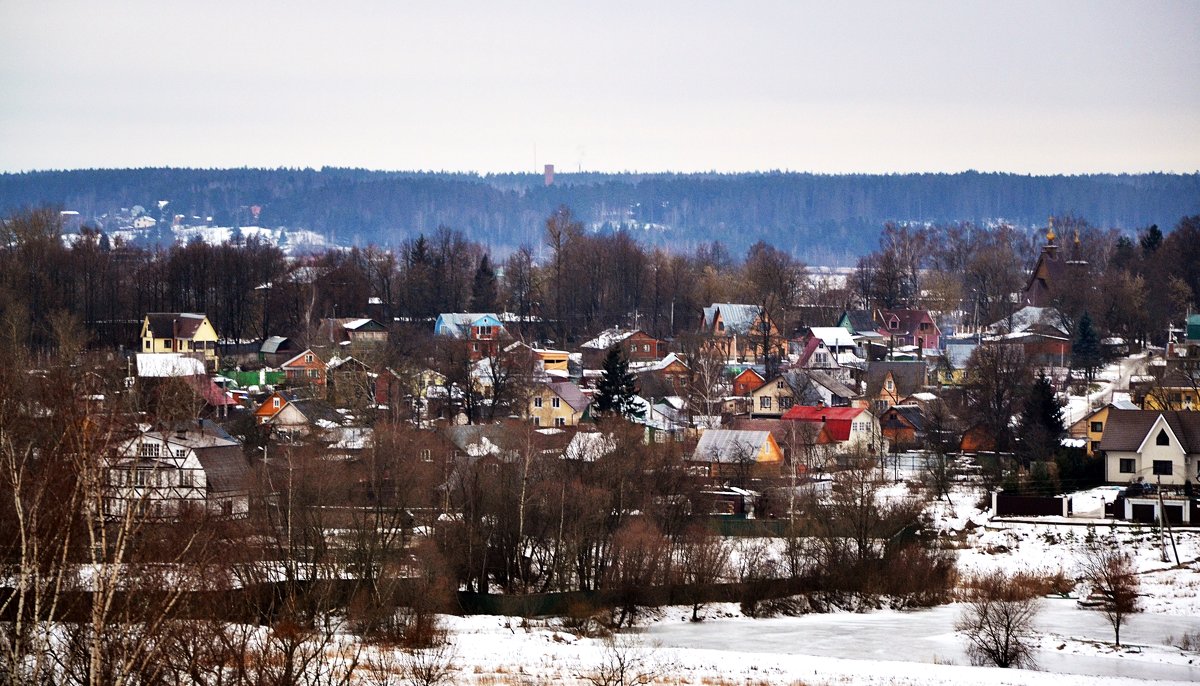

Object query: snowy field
[416,480,1200,685]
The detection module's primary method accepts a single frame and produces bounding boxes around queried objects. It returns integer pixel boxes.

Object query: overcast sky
[1,1,1197,174]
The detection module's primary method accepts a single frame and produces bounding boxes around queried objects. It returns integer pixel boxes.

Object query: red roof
[782,405,867,442]
[781,406,864,422]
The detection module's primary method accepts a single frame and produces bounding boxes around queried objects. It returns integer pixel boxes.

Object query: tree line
[2,168,1197,259]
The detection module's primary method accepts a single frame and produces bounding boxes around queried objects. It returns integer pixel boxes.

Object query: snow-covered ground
[419,475,1200,685]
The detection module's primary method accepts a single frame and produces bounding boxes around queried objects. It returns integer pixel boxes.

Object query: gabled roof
[547,381,590,413]
[288,398,343,428]
[183,374,240,407]
[840,310,880,335]
[144,313,209,339]
[865,361,927,398]
[986,306,1070,337]
[281,349,322,368]
[781,406,867,422]
[343,318,386,331]
[702,303,763,335]
[693,429,772,463]
[1098,409,1200,453]
[807,327,857,349]
[136,353,206,377]
[885,404,927,432]
[435,313,503,338]
[581,327,638,350]
[733,367,765,382]
[875,309,939,338]
[327,355,371,371]
[260,336,294,354]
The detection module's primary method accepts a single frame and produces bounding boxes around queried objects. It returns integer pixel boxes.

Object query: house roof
[435,312,503,338]
[136,353,207,378]
[885,404,927,432]
[876,309,939,338]
[807,327,857,349]
[327,355,371,371]
[803,369,857,399]
[343,318,385,331]
[288,398,343,428]
[563,431,617,461]
[547,381,590,413]
[260,336,293,354]
[281,349,322,368]
[865,361,927,398]
[986,306,1070,337]
[1097,409,1200,453]
[144,313,208,339]
[693,429,771,463]
[193,445,251,493]
[581,327,638,350]
[702,303,763,335]
[183,374,240,407]
[781,406,866,422]
[841,310,880,335]
[733,367,765,383]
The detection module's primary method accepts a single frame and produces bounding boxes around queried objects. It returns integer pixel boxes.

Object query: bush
[955,571,1042,669]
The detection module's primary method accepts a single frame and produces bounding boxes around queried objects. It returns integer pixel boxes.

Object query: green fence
[221,369,286,388]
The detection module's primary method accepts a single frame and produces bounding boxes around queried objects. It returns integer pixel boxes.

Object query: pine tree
[595,347,637,418]
[1072,312,1102,384]
[470,254,498,312]
[1017,370,1064,467]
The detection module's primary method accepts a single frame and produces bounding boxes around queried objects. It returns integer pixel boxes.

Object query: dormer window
[1156,429,1169,446]
[888,320,898,330]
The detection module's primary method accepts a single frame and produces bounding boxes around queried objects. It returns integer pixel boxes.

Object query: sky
[1,1,1198,174]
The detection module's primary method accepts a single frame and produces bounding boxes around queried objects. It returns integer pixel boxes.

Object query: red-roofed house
[781,405,886,455]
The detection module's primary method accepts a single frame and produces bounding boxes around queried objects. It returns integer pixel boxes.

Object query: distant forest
[2,168,1197,262]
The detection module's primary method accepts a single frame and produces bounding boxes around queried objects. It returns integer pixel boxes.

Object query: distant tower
[544,164,555,187]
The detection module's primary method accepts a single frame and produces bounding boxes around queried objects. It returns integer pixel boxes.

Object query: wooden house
[139,312,220,371]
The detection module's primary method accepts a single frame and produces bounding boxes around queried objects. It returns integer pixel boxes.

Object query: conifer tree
[1017,370,1064,467]
[595,347,637,418]
[1072,312,1102,384]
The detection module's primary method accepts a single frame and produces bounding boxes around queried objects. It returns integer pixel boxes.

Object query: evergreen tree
[595,347,637,418]
[470,254,499,312]
[1072,312,1102,383]
[1017,370,1064,467]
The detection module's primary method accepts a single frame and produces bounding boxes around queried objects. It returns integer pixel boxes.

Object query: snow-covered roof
[987,306,1070,337]
[581,327,637,350]
[343,318,374,330]
[136,353,206,378]
[808,327,857,348]
[563,432,617,461]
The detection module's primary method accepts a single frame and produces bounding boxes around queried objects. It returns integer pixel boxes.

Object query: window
[555,417,566,427]
[532,416,541,426]
[654,431,665,443]
[175,448,187,458]
[776,380,784,389]
[143,339,150,350]
[889,319,898,330]
[420,449,432,462]
[1153,460,1173,476]
[139,442,160,458]
[1156,429,1170,446]
[642,344,650,353]
[780,396,793,409]
[178,469,193,486]
[1090,421,1103,433]
[305,354,313,364]
[760,396,772,409]
[1119,458,1135,474]
[534,397,543,408]
[134,469,151,486]
[552,397,561,409]
[885,379,894,391]
[718,322,725,332]
[273,397,281,409]
[472,343,479,353]
[308,369,319,378]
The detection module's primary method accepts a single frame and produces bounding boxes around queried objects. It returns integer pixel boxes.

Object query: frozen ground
[423,478,1200,685]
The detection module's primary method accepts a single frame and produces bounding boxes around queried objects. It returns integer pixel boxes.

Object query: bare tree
[955,571,1042,669]
[1079,538,1141,647]
[676,523,731,621]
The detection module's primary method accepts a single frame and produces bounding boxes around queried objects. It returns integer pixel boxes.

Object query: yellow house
[1069,404,1117,456]
[690,429,784,480]
[140,313,219,371]
[529,381,590,427]
[1141,371,1198,411]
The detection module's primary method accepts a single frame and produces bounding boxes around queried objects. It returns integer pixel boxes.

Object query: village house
[984,305,1072,367]
[864,361,928,413]
[318,317,390,347]
[528,381,591,427]
[874,309,942,352]
[434,312,507,360]
[580,328,666,368]
[1097,409,1200,487]
[281,349,326,389]
[700,303,779,363]
[1068,401,1138,456]
[106,420,250,520]
[732,367,766,397]
[749,369,857,419]
[259,335,301,366]
[689,429,784,481]
[327,355,374,408]
[634,353,690,398]
[139,312,220,371]
[879,404,927,451]
[781,405,887,457]
[791,326,863,383]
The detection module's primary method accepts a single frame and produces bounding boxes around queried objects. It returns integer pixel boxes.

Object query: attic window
[273,397,281,409]
[1156,429,1169,446]
[305,354,313,364]
[889,320,898,330]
